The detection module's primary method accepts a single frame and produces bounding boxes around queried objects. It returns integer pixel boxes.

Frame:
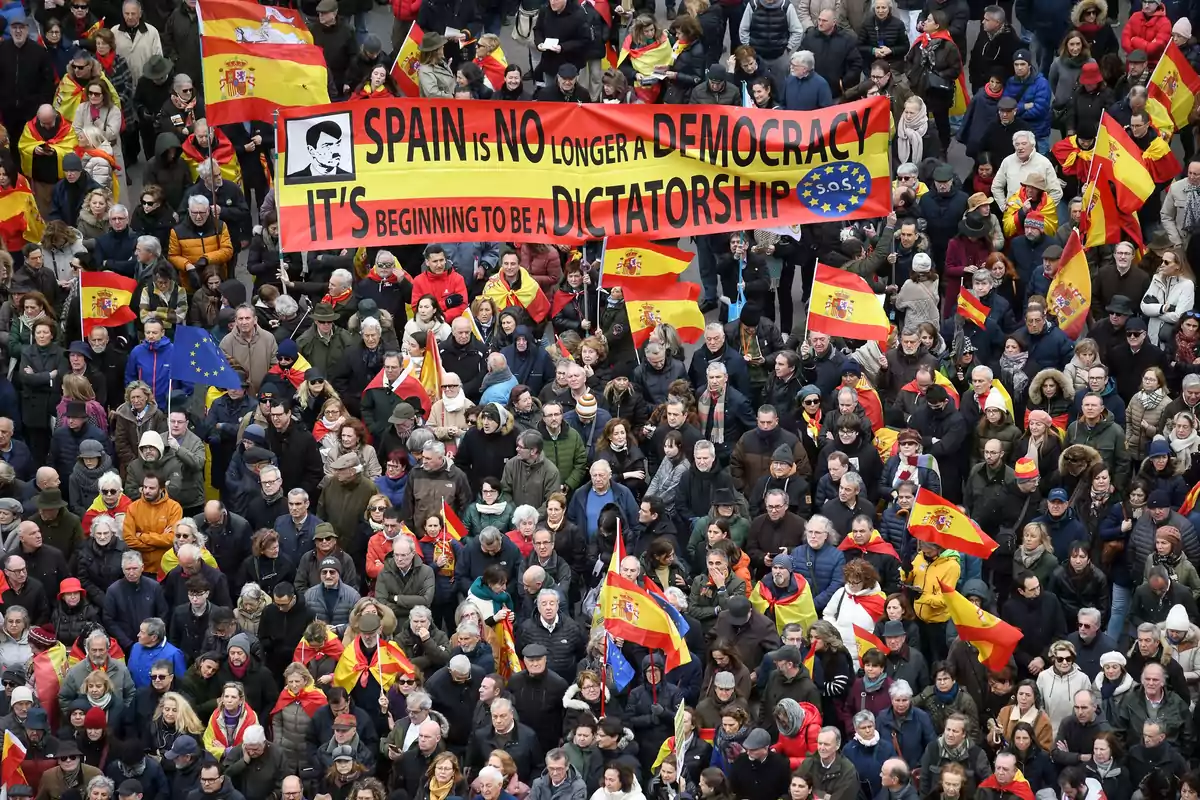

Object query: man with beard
[265,398,324,499]
[746,489,807,580]
[881,328,938,399]
[441,316,487,399]
[762,351,804,430]
[20,106,79,216]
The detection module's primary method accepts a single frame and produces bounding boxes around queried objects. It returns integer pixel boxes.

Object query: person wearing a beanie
[1146,525,1200,597]
[563,392,613,460]
[747,444,812,518]
[48,151,101,229]
[894,252,941,331]
[724,301,786,403]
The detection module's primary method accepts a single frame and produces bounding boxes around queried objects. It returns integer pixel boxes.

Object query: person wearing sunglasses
[52,48,108,123]
[1034,640,1091,735]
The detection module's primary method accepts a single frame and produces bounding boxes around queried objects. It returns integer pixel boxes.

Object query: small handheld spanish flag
[1181,480,1200,516]
[956,288,989,329]
[852,624,890,661]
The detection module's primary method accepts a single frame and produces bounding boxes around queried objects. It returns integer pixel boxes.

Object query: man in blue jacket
[782,50,832,111]
[1019,306,1073,370]
[124,318,175,408]
[568,460,640,542]
[1003,50,1053,153]
[125,616,187,688]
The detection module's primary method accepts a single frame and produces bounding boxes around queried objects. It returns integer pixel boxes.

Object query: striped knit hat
[1014,457,1039,481]
[576,393,597,418]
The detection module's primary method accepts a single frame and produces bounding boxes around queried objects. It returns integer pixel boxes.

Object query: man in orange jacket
[122,473,183,577]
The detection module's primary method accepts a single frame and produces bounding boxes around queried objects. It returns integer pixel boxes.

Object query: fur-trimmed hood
[1059,444,1103,477]
[562,681,610,711]
[475,402,516,435]
[1093,670,1135,697]
[1071,0,1108,25]
[1029,368,1073,405]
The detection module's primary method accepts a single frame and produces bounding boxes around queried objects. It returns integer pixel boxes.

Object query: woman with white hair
[234,583,269,636]
[158,519,218,575]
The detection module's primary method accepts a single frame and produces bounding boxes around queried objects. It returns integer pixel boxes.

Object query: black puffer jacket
[70,534,127,609]
[663,39,706,103]
[799,27,861,96]
[857,12,909,72]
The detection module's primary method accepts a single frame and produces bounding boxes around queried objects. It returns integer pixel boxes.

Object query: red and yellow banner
[808,262,890,342]
[852,623,889,660]
[198,0,314,42]
[1047,230,1090,340]
[1150,40,1200,129]
[0,176,44,254]
[200,38,329,125]
[957,288,988,329]
[80,271,136,334]
[276,96,891,249]
[939,580,1022,671]
[1181,480,1200,516]
[910,487,998,559]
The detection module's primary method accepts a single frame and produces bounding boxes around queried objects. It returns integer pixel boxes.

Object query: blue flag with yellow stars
[172,325,241,390]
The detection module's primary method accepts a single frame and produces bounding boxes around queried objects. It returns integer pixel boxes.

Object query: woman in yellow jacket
[905,540,961,662]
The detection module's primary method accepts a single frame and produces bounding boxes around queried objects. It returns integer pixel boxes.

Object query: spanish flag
[18,115,77,179]
[493,618,523,680]
[808,263,890,342]
[200,38,329,125]
[838,529,899,561]
[1139,133,1183,184]
[332,635,415,692]
[978,773,1035,800]
[197,0,314,42]
[390,22,423,97]
[1046,230,1090,340]
[418,334,443,399]
[1181,480,1200,515]
[362,363,431,415]
[442,499,466,541]
[80,271,137,335]
[270,682,328,717]
[910,486,999,559]
[1050,135,1095,182]
[53,72,120,124]
[855,377,884,431]
[1082,175,1142,249]
[957,288,989,329]
[1,730,27,790]
[181,128,244,186]
[483,268,551,323]
[604,240,692,279]
[900,372,960,405]
[599,526,691,671]
[1095,113,1154,214]
[618,32,674,104]
[623,280,705,347]
[293,626,345,666]
[1149,40,1200,129]
[749,573,818,634]
[0,176,43,254]
[476,44,507,94]
[939,580,1023,671]
[652,728,716,771]
[852,623,890,661]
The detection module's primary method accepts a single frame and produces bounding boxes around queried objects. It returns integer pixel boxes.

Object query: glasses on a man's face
[150,673,169,681]
[141,198,158,207]
[177,87,194,95]
[71,63,89,70]
[320,569,338,576]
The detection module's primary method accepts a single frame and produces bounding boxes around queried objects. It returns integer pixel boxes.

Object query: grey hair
[1012,130,1036,146]
[841,472,863,491]
[665,586,688,610]
[819,726,842,747]
[1078,607,1102,626]
[546,748,568,765]
[86,777,115,798]
[109,204,128,216]
[972,270,996,287]
[259,465,281,482]
[406,690,432,710]
[136,235,162,257]
[792,50,815,69]
[706,361,727,376]
[889,679,914,699]
[704,322,724,335]
[196,159,215,180]
[172,73,193,91]
[239,583,266,603]
[511,504,539,527]
[121,551,144,568]
[3,606,27,625]
[287,488,308,503]
[477,767,504,786]
[491,697,513,715]
[174,518,198,539]
[694,440,715,457]
[837,386,856,402]
[274,294,299,316]
[187,194,210,211]
[766,488,788,504]
[983,3,1005,20]
[897,162,918,176]
[524,565,546,585]
[852,710,876,729]
[645,342,665,357]
[142,617,167,639]
[360,316,382,334]
[331,268,353,288]
[86,629,110,649]
[536,588,559,604]
[971,365,994,382]
[410,605,432,622]
[176,543,201,563]
[807,514,836,537]
[1130,85,1149,101]
[1137,622,1160,636]
[422,439,446,457]
[479,527,502,546]
[90,513,118,536]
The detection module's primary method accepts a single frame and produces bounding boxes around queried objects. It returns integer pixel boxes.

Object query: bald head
[36,105,55,126]
[35,467,59,489]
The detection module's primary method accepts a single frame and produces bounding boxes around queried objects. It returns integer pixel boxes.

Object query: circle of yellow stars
[189,342,224,381]
[798,162,870,215]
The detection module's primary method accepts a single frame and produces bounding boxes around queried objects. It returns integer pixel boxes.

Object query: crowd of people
[3,0,1200,799]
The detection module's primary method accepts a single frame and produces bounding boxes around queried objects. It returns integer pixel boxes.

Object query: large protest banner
[275,96,890,249]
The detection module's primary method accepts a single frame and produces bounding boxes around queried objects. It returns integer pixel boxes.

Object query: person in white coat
[1035,639,1092,736]
[821,557,885,671]
[112,0,164,84]
[1161,603,1200,706]
[1141,249,1196,344]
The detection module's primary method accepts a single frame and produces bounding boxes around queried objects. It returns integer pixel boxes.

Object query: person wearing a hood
[456,404,519,496]
[122,470,183,577]
[67,440,112,517]
[122,430,183,503]
[144,132,189,210]
[625,654,683,774]
[15,317,62,465]
[502,327,552,396]
[915,163,969,269]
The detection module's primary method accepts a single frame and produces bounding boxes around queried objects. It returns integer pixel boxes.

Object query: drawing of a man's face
[309,129,341,169]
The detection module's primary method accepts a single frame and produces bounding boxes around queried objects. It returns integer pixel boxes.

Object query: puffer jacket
[271,690,319,776]
[907,550,961,624]
[68,448,113,516]
[1126,393,1171,460]
[788,542,845,612]
[1066,412,1132,488]
[166,216,234,280]
[1002,72,1053,139]
[856,12,909,72]
[1027,369,1074,421]
[455,407,519,495]
[70,532,126,609]
[1121,5,1171,61]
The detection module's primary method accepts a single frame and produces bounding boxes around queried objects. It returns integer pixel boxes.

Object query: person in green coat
[539,401,589,492]
[462,479,515,538]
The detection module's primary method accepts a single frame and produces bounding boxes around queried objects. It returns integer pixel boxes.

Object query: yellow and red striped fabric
[200,38,329,125]
[80,271,137,334]
[940,580,1023,671]
[0,176,43,254]
[1046,231,1090,340]
[1149,40,1200,129]
[390,22,423,97]
[623,281,705,347]
[809,263,890,342]
[910,487,998,559]
[957,288,988,329]
[198,0,313,41]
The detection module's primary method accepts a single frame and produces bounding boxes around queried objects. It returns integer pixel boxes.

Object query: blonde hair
[81,124,109,148]
[154,691,205,734]
[62,373,96,402]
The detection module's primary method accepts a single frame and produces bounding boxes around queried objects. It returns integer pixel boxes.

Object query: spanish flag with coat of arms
[483,268,551,323]
[618,31,674,104]
[390,22,424,97]
[1046,230,1090,340]
[333,635,415,692]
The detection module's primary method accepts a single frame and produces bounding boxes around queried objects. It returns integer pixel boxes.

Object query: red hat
[57,578,83,599]
[1079,61,1103,86]
[28,626,55,648]
[83,707,107,730]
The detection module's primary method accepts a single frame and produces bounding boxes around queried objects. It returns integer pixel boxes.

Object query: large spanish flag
[604,240,692,279]
[910,486,998,559]
[623,280,705,347]
[939,580,1023,671]
[332,635,415,692]
[808,263,890,342]
[1095,113,1154,214]
[200,38,329,125]
[483,268,551,323]
[957,288,988,329]
[1046,230,1090,340]
[493,618,523,680]
[17,115,77,179]
[1150,40,1200,129]
[1082,173,1143,249]
[418,334,443,398]
[749,573,818,634]
[598,526,691,671]
[198,0,314,41]
[476,44,507,94]
[390,22,423,97]
[181,128,244,186]
[0,176,43,254]
[1181,479,1200,515]
[80,271,137,334]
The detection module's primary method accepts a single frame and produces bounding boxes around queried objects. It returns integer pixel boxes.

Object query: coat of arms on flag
[609,592,641,624]
[614,250,643,275]
[824,291,854,320]
[219,58,256,98]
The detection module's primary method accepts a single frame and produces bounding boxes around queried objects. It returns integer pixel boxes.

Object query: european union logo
[796,162,871,218]
[172,325,242,390]
[605,633,635,692]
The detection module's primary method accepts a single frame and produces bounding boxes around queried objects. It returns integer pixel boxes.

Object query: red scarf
[181,130,237,167]
[270,685,327,718]
[95,49,115,73]
[984,82,1002,99]
[322,288,352,306]
[293,634,345,666]
[1177,331,1198,366]
[368,266,400,285]
[912,28,955,51]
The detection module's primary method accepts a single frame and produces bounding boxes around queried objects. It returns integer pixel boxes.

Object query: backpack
[513,0,539,44]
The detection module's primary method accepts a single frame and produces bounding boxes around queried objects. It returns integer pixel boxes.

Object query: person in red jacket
[1122,0,1171,62]
[771,698,822,768]
[410,244,469,321]
[518,243,563,295]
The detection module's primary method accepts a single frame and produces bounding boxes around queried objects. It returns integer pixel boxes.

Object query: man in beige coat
[220,304,278,395]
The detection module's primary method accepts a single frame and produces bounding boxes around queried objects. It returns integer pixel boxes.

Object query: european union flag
[605,633,635,692]
[172,325,242,390]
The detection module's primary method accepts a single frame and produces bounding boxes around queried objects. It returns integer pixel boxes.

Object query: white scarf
[440,390,467,413]
[897,98,928,164]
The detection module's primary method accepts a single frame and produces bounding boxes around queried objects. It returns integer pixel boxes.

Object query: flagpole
[273,109,288,296]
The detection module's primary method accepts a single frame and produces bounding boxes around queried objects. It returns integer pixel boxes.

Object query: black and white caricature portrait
[285,112,354,183]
